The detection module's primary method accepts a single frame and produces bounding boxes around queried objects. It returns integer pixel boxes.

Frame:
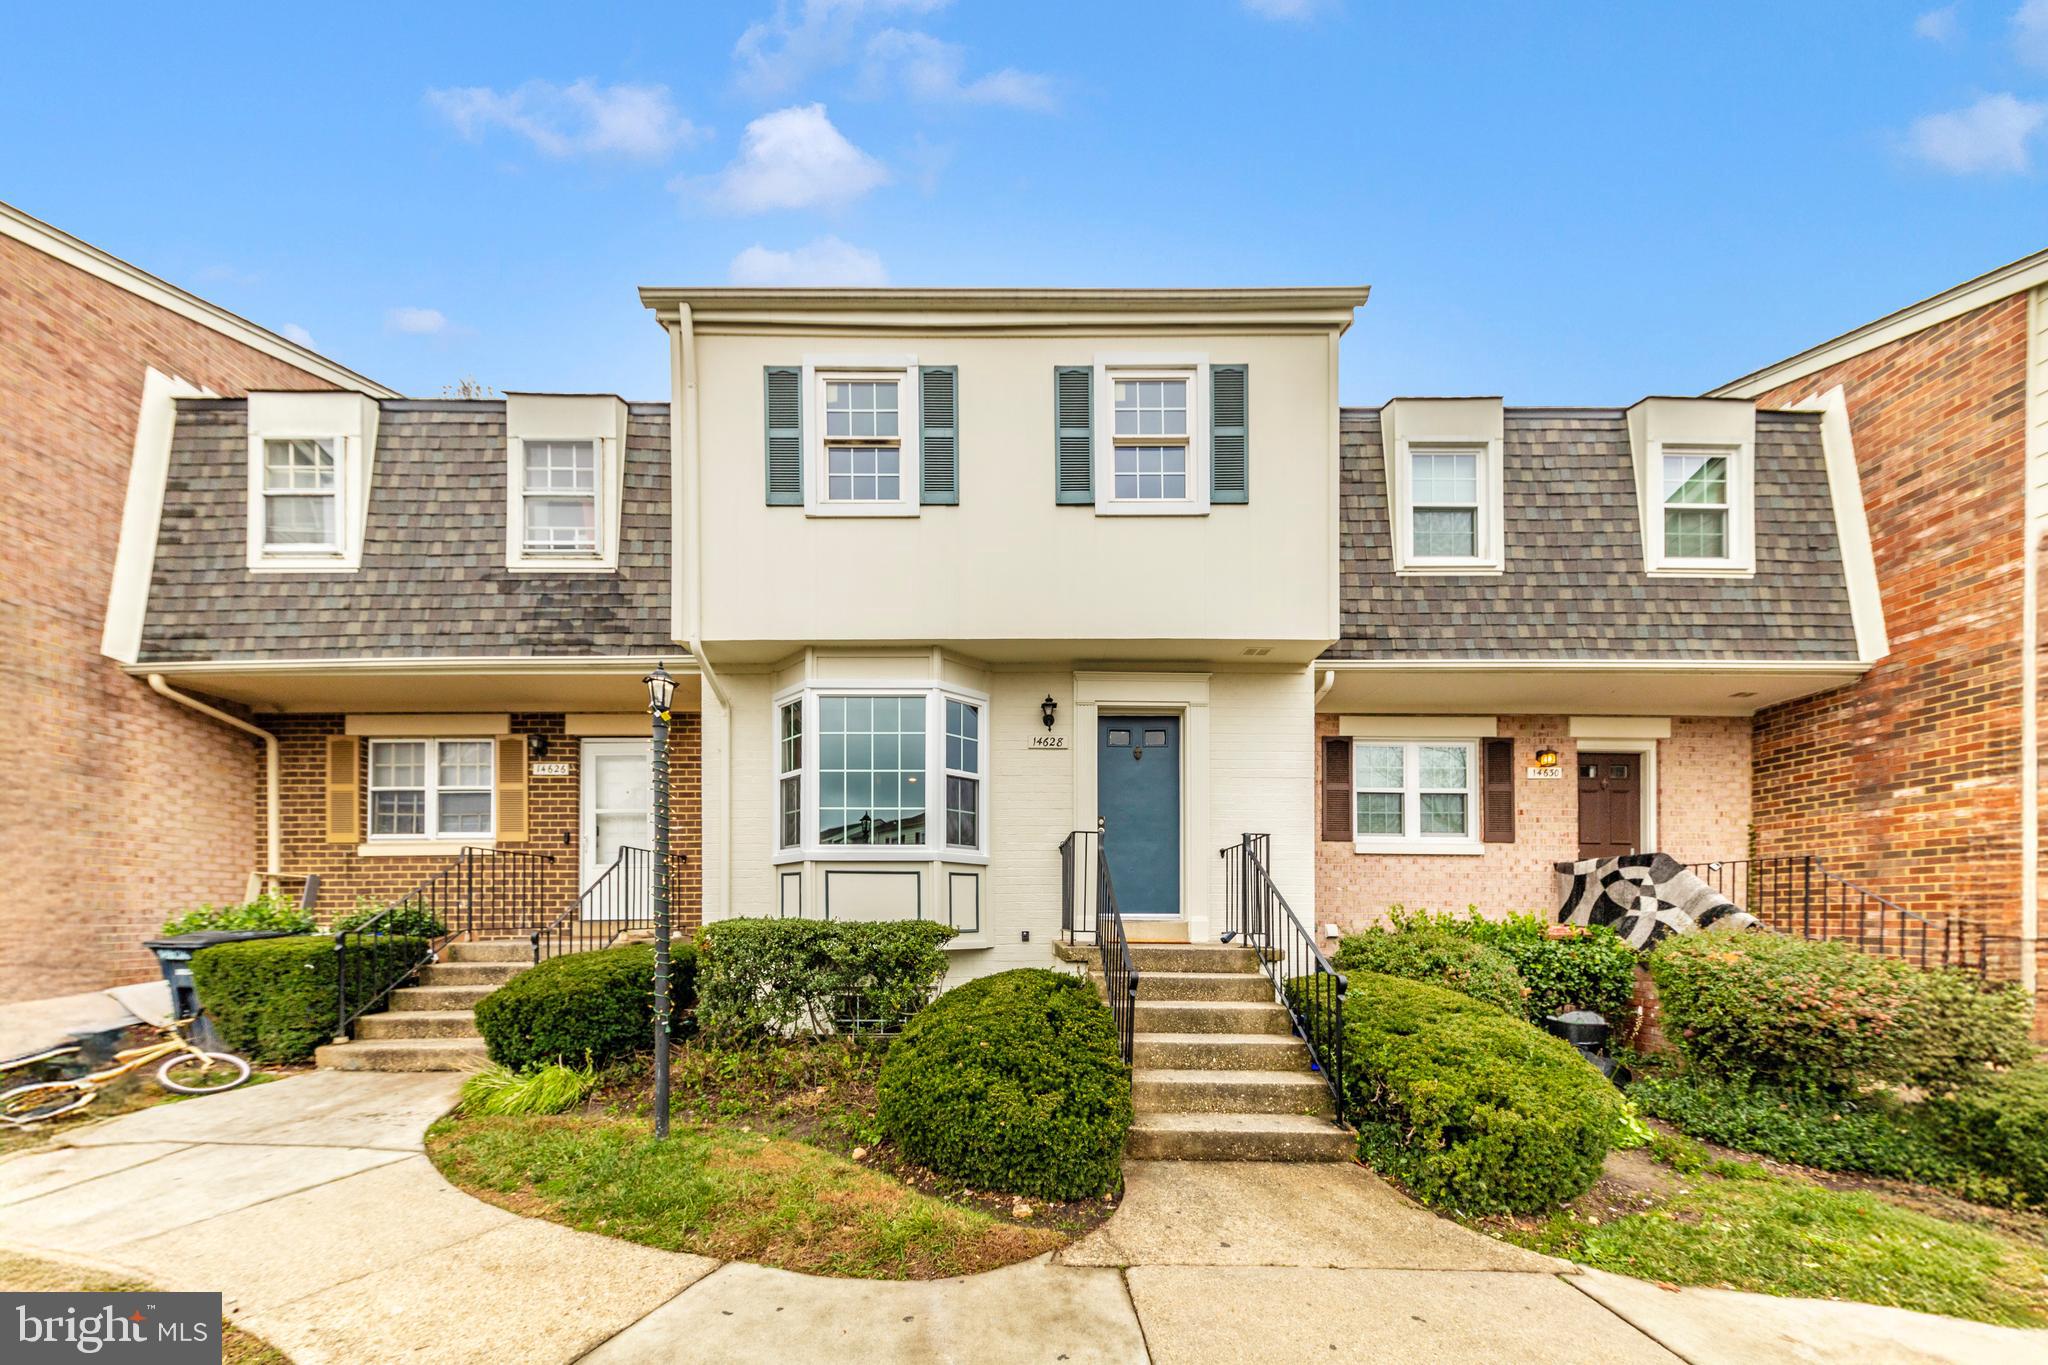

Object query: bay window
[367,738,494,840]
[1350,739,1479,853]
[774,685,987,859]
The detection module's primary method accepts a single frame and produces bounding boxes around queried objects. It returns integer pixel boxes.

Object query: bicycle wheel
[1,1081,94,1124]
[156,1051,251,1095]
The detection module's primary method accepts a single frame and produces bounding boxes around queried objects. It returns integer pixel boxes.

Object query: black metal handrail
[532,846,657,963]
[1061,830,1139,1064]
[334,846,557,1039]
[1220,833,1347,1123]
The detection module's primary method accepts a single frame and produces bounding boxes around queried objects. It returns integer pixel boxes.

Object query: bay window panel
[818,693,927,847]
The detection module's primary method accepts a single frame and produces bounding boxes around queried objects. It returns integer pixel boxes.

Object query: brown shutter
[1482,737,1516,844]
[495,736,529,842]
[324,737,361,843]
[1321,736,1353,841]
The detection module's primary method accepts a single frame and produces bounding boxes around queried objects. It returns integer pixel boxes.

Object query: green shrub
[1923,1064,2048,1207]
[160,893,313,937]
[1332,925,1527,1014]
[461,1061,599,1116]
[190,934,424,1062]
[694,919,954,1042]
[1649,934,2031,1094]
[877,969,1131,1201]
[473,943,693,1073]
[1370,908,1637,1021]
[1314,972,1622,1213]
[331,897,448,939]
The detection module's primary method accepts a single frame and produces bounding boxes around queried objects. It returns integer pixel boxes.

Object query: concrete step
[313,1038,487,1072]
[1124,1112,1354,1162]
[390,984,497,1011]
[1127,943,1262,975]
[1134,999,1292,1036]
[1133,1032,1312,1071]
[355,1010,481,1041]
[1103,970,1273,1003]
[417,961,527,987]
[1132,1068,1335,1118]
[444,940,534,963]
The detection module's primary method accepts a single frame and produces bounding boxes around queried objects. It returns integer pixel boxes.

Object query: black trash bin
[142,930,296,1050]
[1541,1009,1629,1086]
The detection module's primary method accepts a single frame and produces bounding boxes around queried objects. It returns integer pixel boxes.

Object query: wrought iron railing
[532,846,656,963]
[1220,833,1347,1123]
[1060,829,1139,1064]
[1683,855,2028,979]
[333,846,557,1039]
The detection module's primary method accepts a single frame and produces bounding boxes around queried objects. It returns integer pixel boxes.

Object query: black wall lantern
[526,732,549,760]
[1040,695,1058,731]
[1534,745,1561,769]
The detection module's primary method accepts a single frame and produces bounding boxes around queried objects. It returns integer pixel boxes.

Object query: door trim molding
[1072,674,1211,940]
[1577,739,1658,856]
[580,737,653,896]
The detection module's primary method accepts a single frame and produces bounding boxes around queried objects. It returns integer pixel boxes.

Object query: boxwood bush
[190,934,425,1063]
[694,918,954,1041]
[877,969,1131,1200]
[1373,908,1636,1021]
[473,942,693,1072]
[1332,925,1527,1014]
[1323,971,1623,1213]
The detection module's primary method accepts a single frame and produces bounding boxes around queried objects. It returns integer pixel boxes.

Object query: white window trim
[1094,354,1210,516]
[244,392,377,573]
[1350,738,1483,856]
[255,435,343,555]
[1648,442,1752,576]
[803,357,921,518]
[247,431,360,570]
[365,737,496,843]
[1390,439,1504,574]
[769,680,990,865]
[507,433,622,572]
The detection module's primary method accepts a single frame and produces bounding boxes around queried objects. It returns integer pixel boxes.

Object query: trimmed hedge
[877,969,1131,1201]
[1332,926,1527,1015]
[1923,1064,2048,1207]
[1323,972,1623,1213]
[191,934,426,1063]
[694,918,954,1041]
[1648,934,2031,1094]
[331,900,447,939]
[1374,909,1636,1021]
[473,943,693,1072]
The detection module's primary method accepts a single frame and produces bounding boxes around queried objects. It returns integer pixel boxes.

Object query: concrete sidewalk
[0,1071,2041,1364]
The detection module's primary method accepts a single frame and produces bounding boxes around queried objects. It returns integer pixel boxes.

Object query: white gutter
[147,673,279,881]
[1313,668,1336,706]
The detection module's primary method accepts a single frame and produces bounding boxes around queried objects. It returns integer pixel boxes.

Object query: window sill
[507,555,617,574]
[772,849,991,866]
[940,938,992,952]
[1394,561,1504,577]
[1351,839,1484,858]
[1645,561,1755,578]
[359,839,496,858]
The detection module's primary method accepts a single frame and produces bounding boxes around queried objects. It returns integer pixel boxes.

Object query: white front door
[581,738,653,920]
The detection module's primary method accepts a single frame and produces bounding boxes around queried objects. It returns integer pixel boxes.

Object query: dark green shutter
[764,366,802,505]
[1211,364,1249,504]
[920,365,958,505]
[1054,366,1093,504]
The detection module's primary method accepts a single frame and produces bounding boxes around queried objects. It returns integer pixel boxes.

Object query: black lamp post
[643,661,677,1139]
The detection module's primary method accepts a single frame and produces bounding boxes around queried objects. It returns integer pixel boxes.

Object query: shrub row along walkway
[0,1072,2039,1364]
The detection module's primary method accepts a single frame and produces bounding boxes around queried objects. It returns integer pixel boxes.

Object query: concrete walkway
[0,1071,2041,1364]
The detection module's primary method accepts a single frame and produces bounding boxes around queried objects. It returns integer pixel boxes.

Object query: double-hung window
[944,699,980,849]
[777,701,803,850]
[261,438,340,552]
[1350,740,1479,852]
[367,739,494,840]
[775,686,987,859]
[1661,448,1731,562]
[521,440,598,553]
[1409,447,1482,559]
[823,379,902,503]
[1112,378,1189,501]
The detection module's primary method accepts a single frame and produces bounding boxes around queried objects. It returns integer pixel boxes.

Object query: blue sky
[6,1,2048,404]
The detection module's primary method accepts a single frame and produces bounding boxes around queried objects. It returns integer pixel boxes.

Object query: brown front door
[1578,752,1641,860]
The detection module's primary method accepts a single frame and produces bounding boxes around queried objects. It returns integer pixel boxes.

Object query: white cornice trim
[125,655,697,678]
[1710,247,2048,399]
[1317,658,1869,674]
[102,368,209,664]
[1804,385,1889,664]
[0,197,398,398]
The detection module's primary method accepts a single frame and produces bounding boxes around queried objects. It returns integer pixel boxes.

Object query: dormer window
[1627,397,1756,576]
[246,390,378,571]
[261,438,340,552]
[1409,446,1482,558]
[1380,397,1505,573]
[520,440,599,552]
[505,394,627,571]
[1661,448,1731,560]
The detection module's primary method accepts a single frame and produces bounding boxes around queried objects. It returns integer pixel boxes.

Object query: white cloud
[2016,0,2048,69]
[729,236,888,286]
[1906,92,2048,173]
[426,79,703,159]
[1241,0,1321,19]
[734,0,949,96]
[1915,4,1960,41]
[864,30,1057,111]
[696,103,889,213]
[279,323,317,347]
[386,306,452,336]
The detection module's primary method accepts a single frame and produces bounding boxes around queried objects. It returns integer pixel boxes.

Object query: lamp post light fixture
[1041,695,1058,731]
[643,661,676,1139]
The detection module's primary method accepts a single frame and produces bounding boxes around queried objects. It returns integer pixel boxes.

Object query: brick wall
[0,231,339,1001]
[264,713,702,934]
[1751,297,2029,966]
[1314,713,1750,930]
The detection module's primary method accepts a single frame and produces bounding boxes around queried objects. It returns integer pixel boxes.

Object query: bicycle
[0,1018,251,1124]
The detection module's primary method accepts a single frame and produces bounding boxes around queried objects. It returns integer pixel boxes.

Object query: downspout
[147,674,279,882]
[1313,667,1337,707]
[669,305,734,921]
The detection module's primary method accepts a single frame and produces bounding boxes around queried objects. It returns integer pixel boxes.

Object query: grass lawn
[1488,1135,2048,1329]
[0,1249,290,1364]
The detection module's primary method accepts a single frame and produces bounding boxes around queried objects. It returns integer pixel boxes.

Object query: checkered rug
[1554,852,1759,951]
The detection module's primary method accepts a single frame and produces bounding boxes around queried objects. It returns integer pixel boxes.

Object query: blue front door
[1098,716,1181,918]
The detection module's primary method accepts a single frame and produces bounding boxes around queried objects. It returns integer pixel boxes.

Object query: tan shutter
[324,737,361,843]
[1482,737,1516,844]
[495,736,529,842]
[1320,736,1352,842]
